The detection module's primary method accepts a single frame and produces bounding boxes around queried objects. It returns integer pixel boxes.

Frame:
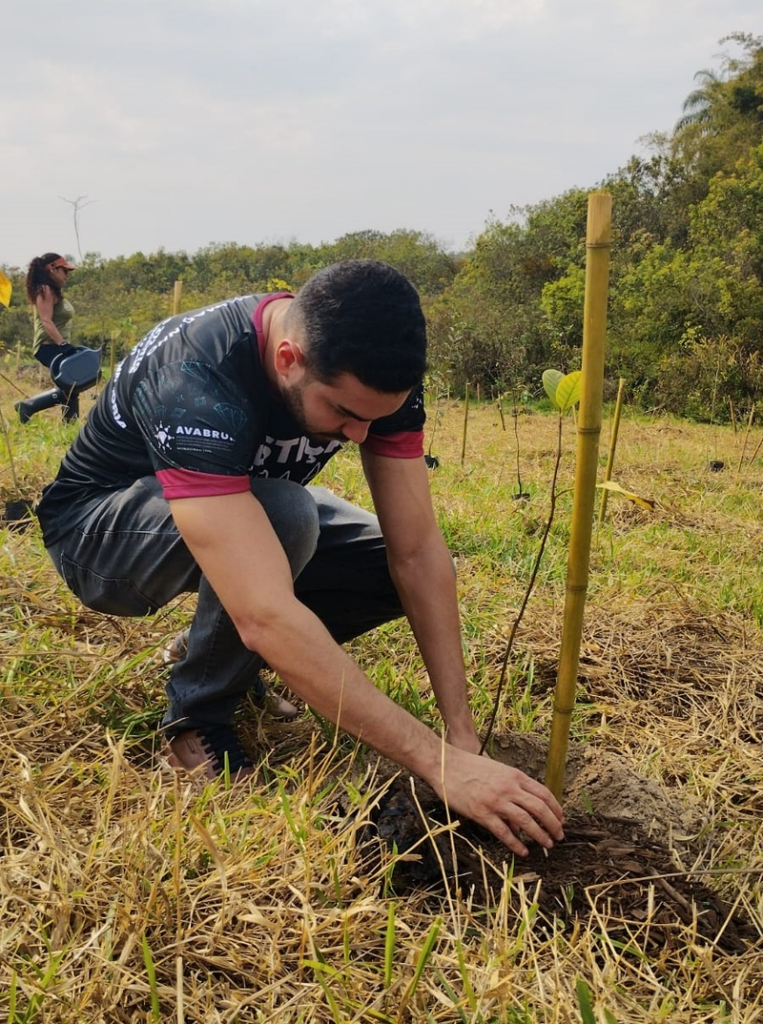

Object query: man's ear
[273,338,306,378]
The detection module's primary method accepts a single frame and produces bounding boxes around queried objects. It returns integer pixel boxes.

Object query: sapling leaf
[597,480,656,511]
[542,368,564,405]
[556,371,582,412]
[576,979,596,1024]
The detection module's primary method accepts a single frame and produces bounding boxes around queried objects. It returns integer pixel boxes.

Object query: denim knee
[249,478,320,578]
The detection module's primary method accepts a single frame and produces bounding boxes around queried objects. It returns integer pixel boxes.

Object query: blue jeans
[45,479,404,734]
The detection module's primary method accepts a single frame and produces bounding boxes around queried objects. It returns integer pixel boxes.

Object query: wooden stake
[545,192,612,801]
[747,430,763,467]
[0,401,21,493]
[737,404,755,473]
[461,383,470,466]
[598,377,626,525]
[172,279,184,316]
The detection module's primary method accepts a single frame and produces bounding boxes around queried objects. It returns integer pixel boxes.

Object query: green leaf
[542,368,564,405]
[556,371,582,412]
[576,979,596,1024]
[398,916,441,1016]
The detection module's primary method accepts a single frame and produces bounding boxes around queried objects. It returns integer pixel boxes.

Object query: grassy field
[1,363,762,1023]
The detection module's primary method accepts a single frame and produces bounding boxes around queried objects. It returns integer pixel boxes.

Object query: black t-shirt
[38,294,425,545]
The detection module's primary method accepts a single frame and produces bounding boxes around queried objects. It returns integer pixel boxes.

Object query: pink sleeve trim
[362,430,425,459]
[156,467,251,500]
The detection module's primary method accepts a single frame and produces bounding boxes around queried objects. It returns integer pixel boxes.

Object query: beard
[280,378,346,444]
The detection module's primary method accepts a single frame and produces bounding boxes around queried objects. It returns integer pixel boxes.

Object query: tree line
[3,32,761,421]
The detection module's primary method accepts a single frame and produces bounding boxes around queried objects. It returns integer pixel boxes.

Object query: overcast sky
[3,1,760,268]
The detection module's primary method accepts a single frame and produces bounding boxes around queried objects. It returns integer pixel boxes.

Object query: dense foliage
[3,33,761,420]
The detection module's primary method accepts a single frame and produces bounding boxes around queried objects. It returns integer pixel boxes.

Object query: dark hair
[286,260,428,392]
[25,253,66,304]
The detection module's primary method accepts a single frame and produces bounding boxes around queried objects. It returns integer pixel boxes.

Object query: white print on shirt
[252,435,342,468]
[153,421,173,451]
[175,425,233,442]
[110,359,127,429]
[127,297,247,375]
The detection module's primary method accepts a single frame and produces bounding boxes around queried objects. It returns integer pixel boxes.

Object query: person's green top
[33,295,75,354]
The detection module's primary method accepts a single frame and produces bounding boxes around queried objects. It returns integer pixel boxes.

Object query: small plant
[480,369,580,753]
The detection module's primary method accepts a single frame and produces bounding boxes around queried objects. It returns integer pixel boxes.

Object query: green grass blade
[384,901,396,989]
[141,931,161,1022]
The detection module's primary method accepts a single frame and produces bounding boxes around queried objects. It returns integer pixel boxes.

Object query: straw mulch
[3,590,762,1020]
[2,391,763,1019]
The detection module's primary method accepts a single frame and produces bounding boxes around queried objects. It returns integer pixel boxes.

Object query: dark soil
[353,733,757,956]
[362,779,754,955]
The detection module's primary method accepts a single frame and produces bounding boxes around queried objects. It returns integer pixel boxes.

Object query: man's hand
[434,747,565,857]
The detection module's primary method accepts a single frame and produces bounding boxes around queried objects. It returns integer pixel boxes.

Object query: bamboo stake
[0,401,21,494]
[729,398,737,434]
[736,403,755,473]
[460,383,470,466]
[545,192,612,801]
[598,377,626,525]
[747,430,763,467]
[172,279,184,316]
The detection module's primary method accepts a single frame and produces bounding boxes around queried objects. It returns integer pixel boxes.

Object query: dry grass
[2,374,762,1022]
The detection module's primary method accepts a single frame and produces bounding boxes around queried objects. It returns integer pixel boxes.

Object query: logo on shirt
[176,425,233,441]
[153,421,172,451]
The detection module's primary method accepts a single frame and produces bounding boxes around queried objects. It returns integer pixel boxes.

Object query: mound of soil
[357,734,754,955]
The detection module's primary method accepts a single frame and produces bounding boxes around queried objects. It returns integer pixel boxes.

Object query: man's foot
[165,725,255,780]
[162,629,300,721]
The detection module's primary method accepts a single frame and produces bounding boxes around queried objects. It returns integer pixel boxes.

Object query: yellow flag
[0,269,12,308]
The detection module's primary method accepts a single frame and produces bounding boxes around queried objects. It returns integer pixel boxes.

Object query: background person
[36,260,565,857]
[16,252,79,423]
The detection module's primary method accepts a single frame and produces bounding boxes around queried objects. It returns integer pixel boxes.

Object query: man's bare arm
[169,490,564,855]
[361,450,480,750]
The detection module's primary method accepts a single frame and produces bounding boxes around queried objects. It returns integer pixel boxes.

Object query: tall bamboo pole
[598,377,626,526]
[172,279,184,316]
[545,192,612,801]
